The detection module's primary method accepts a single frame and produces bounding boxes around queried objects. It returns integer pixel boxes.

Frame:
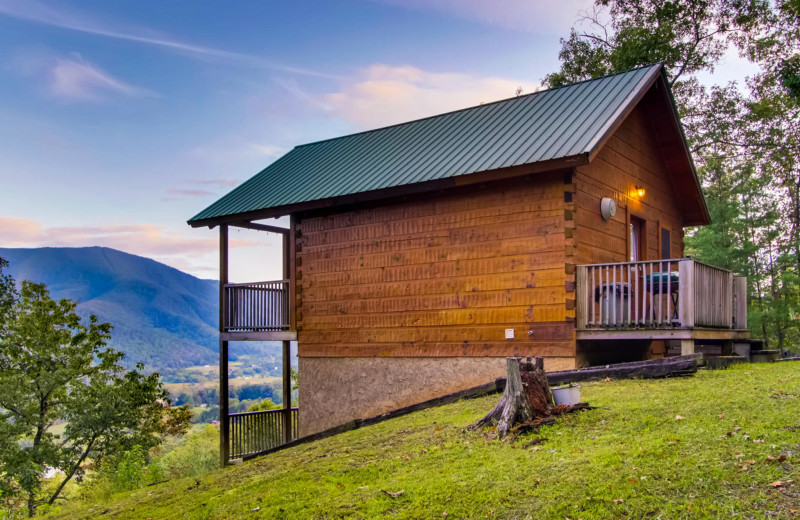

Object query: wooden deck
[221,279,296,341]
[576,258,748,342]
[575,327,750,341]
[217,223,296,466]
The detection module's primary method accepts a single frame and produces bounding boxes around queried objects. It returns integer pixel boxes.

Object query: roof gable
[189,64,706,227]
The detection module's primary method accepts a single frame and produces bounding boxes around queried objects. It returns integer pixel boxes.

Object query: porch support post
[678,259,695,328]
[680,339,695,356]
[732,275,747,329]
[282,220,293,443]
[219,224,230,467]
[282,340,291,442]
[576,266,588,329]
[289,215,297,331]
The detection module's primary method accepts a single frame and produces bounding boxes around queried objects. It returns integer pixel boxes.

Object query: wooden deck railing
[224,280,290,332]
[690,261,733,328]
[576,258,740,330]
[228,408,298,460]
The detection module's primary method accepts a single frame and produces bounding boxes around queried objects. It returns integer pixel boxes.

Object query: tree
[473,357,554,437]
[543,0,768,88]
[545,0,800,351]
[0,271,191,516]
[0,258,16,335]
[248,398,280,412]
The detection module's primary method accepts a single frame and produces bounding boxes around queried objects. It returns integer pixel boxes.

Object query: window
[661,227,671,259]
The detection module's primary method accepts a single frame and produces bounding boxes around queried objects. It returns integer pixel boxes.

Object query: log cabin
[188,64,749,464]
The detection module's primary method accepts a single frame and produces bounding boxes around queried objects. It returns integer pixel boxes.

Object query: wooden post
[219,224,230,467]
[282,340,292,442]
[283,217,294,443]
[678,259,694,328]
[680,338,694,356]
[725,272,734,329]
[289,215,297,331]
[282,229,290,329]
[732,275,747,329]
[576,266,588,329]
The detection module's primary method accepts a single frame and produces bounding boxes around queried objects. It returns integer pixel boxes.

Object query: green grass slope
[49,363,800,519]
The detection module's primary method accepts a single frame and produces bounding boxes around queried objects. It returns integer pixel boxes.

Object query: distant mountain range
[0,246,220,373]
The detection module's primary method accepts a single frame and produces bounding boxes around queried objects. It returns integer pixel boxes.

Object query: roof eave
[585,64,711,227]
[584,64,664,162]
[659,69,711,226]
[186,153,589,228]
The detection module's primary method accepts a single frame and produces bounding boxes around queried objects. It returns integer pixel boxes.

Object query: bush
[100,445,165,493]
[249,398,280,412]
[113,446,149,491]
[158,425,219,479]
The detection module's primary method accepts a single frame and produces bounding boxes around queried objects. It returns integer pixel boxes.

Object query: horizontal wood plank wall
[296,173,573,359]
[575,103,685,266]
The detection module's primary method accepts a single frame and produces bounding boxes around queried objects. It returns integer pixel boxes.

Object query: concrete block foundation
[297,356,575,436]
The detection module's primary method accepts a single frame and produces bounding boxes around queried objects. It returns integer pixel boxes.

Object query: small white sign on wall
[505,328,515,339]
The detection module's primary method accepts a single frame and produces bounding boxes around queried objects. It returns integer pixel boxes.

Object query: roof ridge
[294,63,662,150]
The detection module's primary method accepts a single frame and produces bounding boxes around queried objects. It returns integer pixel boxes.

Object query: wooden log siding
[228,408,299,460]
[224,280,290,331]
[574,103,685,267]
[295,173,575,359]
[576,259,737,330]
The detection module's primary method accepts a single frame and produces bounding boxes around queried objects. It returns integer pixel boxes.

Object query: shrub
[158,425,219,479]
[248,398,280,412]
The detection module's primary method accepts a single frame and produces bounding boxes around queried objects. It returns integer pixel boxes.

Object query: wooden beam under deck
[220,331,297,342]
[576,328,750,342]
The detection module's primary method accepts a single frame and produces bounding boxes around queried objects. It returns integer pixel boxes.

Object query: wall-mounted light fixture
[635,185,646,198]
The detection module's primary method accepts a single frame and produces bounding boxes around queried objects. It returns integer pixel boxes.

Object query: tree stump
[473,356,555,437]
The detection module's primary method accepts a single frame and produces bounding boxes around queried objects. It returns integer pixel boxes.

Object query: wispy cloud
[49,56,156,102]
[0,0,334,78]
[0,217,284,280]
[369,0,589,33]
[163,179,244,201]
[274,77,333,110]
[191,179,241,188]
[0,217,42,243]
[323,64,540,129]
[250,144,286,158]
[11,51,156,102]
[166,188,214,198]
[0,217,253,258]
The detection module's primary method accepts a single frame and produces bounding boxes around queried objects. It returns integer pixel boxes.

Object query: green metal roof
[189,64,664,226]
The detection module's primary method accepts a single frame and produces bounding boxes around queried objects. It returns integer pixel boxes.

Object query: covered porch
[217,220,298,464]
[576,258,749,357]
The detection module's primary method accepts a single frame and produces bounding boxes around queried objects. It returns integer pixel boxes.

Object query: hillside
[0,247,219,372]
[48,362,800,519]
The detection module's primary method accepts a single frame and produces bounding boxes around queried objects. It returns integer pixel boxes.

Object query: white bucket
[551,385,581,406]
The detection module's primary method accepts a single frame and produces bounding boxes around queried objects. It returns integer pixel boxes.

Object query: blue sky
[0,0,757,281]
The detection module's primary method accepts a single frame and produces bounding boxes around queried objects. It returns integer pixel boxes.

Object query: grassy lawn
[48,362,800,519]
